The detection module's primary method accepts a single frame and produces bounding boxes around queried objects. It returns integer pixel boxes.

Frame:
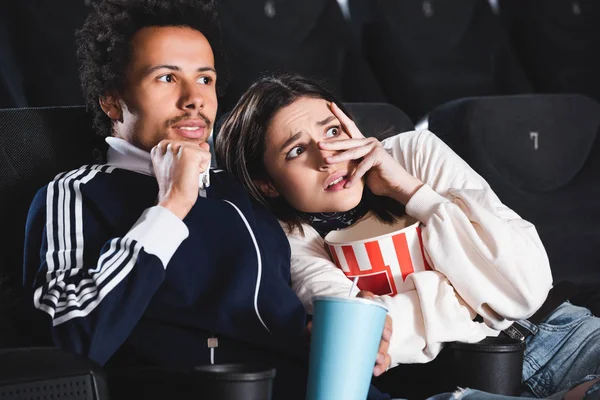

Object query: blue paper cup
[306,295,388,400]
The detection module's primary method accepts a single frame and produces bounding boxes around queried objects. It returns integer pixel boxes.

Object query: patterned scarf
[300,196,370,238]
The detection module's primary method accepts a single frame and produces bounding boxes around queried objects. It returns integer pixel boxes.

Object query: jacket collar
[105,137,210,188]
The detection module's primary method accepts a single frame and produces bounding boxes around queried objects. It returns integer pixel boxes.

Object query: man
[22,0,391,398]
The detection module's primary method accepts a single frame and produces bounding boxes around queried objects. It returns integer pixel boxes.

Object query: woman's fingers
[345,155,375,188]
[325,142,375,164]
[329,102,365,139]
[383,315,393,342]
[319,137,374,151]
[373,316,393,376]
[356,290,375,299]
[373,352,392,376]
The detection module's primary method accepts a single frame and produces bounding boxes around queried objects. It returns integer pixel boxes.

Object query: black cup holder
[194,363,276,400]
[448,336,526,395]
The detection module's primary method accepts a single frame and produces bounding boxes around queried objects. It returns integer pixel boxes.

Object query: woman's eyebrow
[316,115,336,127]
[279,132,303,152]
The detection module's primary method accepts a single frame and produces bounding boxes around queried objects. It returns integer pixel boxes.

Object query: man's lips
[171,119,208,139]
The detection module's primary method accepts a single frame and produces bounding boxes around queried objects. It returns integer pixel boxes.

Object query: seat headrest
[431,94,600,192]
[344,103,414,141]
[219,0,327,46]
[375,0,478,56]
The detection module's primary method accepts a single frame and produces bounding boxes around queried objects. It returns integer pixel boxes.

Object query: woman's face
[261,97,365,213]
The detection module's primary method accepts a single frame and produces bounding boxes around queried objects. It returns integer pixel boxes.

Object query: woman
[216,74,599,398]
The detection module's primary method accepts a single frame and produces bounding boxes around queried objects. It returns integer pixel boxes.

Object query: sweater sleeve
[25,179,188,365]
[287,224,487,365]
[383,130,553,330]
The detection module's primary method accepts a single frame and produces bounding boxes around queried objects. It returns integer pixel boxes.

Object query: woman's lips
[325,176,348,191]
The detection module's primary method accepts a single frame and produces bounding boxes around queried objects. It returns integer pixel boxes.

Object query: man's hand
[151,140,211,220]
[357,290,393,376]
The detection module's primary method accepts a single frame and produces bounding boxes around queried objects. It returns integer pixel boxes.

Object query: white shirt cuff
[405,184,450,223]
[125,206,189,268]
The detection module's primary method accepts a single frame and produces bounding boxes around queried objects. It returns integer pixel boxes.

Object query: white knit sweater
[285,130,553,366]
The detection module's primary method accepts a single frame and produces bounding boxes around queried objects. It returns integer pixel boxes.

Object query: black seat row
[3,0,600,123]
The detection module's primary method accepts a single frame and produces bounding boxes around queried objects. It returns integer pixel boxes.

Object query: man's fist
[151,140,211,220]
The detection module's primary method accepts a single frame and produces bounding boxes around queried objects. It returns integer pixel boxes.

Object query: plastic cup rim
[312,295,389,312]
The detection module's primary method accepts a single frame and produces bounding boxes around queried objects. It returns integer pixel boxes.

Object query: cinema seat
[217,0,387,114]
[358,0,532,122]
[427,94,600,298]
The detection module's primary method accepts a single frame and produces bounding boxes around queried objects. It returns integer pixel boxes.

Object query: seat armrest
[0,347,109,400]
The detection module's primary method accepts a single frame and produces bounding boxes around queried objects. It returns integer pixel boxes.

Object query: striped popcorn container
[324,215,431,296]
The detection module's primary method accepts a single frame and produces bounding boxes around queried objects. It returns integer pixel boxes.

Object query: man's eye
[325,127,340,138]
[198,76,212,85]
[157,74,174,83]
[286,146,305,159]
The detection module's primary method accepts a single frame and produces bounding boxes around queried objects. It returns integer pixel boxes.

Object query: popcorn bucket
[324,215,431,296]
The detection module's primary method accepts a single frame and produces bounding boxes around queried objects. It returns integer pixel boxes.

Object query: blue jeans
[423,374,600,399]
[521,302,600,397]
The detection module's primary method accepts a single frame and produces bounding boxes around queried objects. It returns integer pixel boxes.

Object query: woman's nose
[317,147,335,171]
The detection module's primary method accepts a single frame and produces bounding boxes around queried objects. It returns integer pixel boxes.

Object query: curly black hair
[76,0,227,138]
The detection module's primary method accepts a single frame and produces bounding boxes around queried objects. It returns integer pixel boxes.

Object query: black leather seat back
[217,0,386,114]
[0,106,104,346]
[428,94,600,285]
[361,0,531,122]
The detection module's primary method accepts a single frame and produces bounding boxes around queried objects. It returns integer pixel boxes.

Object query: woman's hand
[319,103,423,205]
[357,290,393,376]
[304,289,393,377]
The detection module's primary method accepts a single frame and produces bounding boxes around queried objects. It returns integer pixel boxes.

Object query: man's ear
[255,179,280,198]
[99,93,123,122]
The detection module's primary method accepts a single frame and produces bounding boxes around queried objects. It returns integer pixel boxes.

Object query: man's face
[105,26,218,151]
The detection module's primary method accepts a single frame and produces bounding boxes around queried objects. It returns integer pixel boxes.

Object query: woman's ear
[255,179,280,198]
[99,93,123,122]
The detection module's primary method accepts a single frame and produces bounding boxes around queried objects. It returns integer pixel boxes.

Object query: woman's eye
[325,127,340,138]
[198,76,212,85]
[157,74,174,83]
[286,146,305,159]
